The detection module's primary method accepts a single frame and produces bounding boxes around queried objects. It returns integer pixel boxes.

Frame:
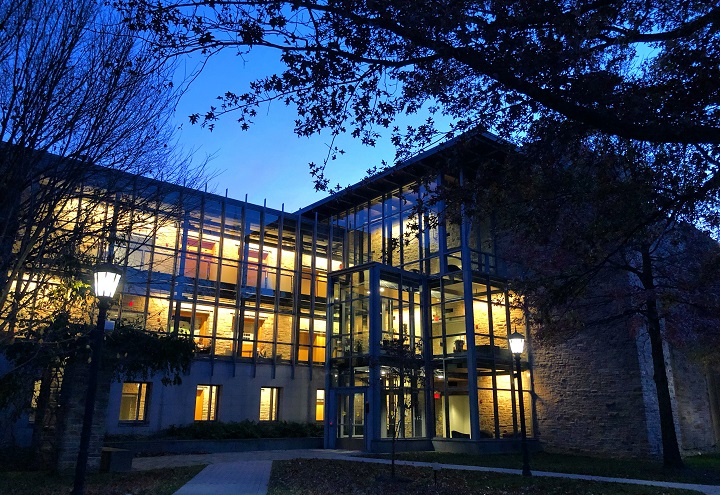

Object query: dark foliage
[105,325,195,386]
[118,0,719,191]
[0,319,195,413]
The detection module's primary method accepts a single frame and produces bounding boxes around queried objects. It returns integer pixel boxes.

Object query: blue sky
[173,48,402,212]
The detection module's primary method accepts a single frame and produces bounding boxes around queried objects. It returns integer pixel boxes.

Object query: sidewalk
[134,449,355,495]
[131,449,720,495]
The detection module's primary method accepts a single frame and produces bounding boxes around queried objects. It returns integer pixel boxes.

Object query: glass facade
[321,175,534,450]
[94,157,532,451]
[115,197,333,370]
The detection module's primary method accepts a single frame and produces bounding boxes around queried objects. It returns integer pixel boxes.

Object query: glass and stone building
[6,133,719,460]
[97,133,533,454]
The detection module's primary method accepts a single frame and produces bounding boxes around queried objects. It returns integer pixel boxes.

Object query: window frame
[119,382,151,424]
[259,387,280,421]
[195,384,220,421]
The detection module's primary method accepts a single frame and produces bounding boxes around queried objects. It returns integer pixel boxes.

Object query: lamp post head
[509,331,525,355]
[93,263,122,300]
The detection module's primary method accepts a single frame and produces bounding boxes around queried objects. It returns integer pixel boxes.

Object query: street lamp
[72,263,122,495]
[509,330,532,477]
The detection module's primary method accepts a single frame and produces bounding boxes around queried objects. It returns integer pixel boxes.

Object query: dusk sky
[173,48,404,212]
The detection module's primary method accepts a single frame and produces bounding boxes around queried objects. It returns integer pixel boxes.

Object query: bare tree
[0,0,205,342]
[0,0,208,473]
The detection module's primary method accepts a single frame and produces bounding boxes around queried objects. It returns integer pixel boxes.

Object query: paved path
[131,449,720,495]
[134,449,355,495]
[171,461,272,495]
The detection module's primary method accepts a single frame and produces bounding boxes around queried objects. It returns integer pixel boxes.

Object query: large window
[195,385,220,421]
[260,387,280,421]
[119,383,151,422]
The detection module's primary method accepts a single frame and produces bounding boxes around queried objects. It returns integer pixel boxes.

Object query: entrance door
[336,389,366,450]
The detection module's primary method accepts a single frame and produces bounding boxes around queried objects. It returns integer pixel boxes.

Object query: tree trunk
[640,243,683,468]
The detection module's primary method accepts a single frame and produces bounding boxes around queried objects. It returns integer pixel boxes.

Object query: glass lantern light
[93,263,122,299]
[508,331,525,355]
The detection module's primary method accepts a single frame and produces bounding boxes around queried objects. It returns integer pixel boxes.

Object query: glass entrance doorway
[336,389,366,450]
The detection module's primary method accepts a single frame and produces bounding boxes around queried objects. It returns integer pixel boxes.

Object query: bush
[163,420,323,440]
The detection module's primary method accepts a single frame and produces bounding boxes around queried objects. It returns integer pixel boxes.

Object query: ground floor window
[119,382,151,422]
[316,389,325,422]
[195,385,220,421]
[260,387,280,421]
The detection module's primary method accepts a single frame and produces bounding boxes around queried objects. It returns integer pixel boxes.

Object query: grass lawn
[377,451,720,485]
[0,465,204,495]
[267,459,701,495]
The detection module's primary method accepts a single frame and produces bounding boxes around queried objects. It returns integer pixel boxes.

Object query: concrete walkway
[131,449,720,495]
[134,450,355,495]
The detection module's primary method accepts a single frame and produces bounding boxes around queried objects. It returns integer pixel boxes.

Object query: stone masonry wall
[54,362,112,474]
[532,301,655,457]
[669,348,716,452]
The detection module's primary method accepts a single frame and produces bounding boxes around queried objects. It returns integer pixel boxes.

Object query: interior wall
[448,394,470,437]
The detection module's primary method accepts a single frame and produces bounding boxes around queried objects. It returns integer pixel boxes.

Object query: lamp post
[72,264,121,495]
[509,330,531,477]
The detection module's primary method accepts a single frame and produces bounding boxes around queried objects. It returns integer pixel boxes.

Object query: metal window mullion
[458,171,481,442]
[367,203,373,263]
[440,279,451,438]
[143,200,160,330]
[488,278,500,438]
[134,385,142,421]
[273,209,285,373]
[503,285,519,435]
[212,198,226,362]
[397,186,405,269]
[380,194,387,264]
[234,202,247,371]
[169,193,185,334]
[256,205,271,375]
[190,196,204,352]
[420,279,433,440]
[291,214,303,366]
[319,219,334,382]
[308,213,318,367]
[342,211,350,267]
[521,298,536,438]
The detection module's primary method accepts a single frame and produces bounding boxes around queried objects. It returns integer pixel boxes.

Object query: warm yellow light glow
[248,243,277,257]
[299,317,327,333]
[300,253,342,270]
[494,374,512,389]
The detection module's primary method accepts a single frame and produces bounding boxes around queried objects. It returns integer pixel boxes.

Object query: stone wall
[532,313,654,457]
[54,362,112,474]
[669,348,716,452]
